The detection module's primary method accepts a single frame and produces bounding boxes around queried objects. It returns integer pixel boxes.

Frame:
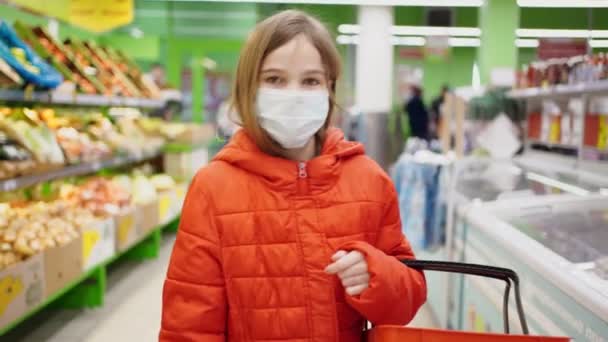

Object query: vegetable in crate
[0,200,84,269]
[0,21,62,89]
[0,56,23,87]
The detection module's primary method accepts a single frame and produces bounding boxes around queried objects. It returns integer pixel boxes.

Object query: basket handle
[401,259,529,335]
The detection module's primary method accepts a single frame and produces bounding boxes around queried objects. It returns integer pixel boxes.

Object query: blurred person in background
[160,10,426,342]
[405,85,430,140]
[430,84,449,139]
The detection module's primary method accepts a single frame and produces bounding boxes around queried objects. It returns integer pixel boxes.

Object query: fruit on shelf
[0,109,65,165]
[9,47,39,75]
[61,178,132,217]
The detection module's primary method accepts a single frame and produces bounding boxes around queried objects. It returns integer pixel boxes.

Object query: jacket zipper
[297,162,308,195]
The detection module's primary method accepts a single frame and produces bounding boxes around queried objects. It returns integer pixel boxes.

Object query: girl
[160,10,426,342]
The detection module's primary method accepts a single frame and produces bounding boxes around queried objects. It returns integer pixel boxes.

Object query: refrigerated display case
[456,195,608,341]
[441,156,608,330]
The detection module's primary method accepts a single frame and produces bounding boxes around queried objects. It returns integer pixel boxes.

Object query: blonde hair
[231,10,342,156]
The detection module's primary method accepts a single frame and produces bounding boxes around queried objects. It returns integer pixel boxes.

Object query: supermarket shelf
[508,80,608,100]
[528,139,578,151]
[0,90,165,109]
[0,216,180,337]
[0,151,162,192]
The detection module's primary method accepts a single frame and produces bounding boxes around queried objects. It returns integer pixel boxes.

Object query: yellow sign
[598,116,608,150]
[118,215,135,244]
[82,229,100,262]
[159,195,171,224]
[0,276,23,316]
[10,0,133,33]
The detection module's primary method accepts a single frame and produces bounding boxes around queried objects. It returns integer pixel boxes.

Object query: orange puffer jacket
[160,128,427,342]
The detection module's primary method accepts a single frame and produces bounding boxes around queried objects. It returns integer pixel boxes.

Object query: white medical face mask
[256,88,329,149]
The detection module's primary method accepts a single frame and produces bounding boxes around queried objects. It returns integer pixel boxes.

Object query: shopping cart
[365,260,570,342]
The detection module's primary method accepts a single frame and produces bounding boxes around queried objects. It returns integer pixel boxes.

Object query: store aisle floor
[6,233,436,341]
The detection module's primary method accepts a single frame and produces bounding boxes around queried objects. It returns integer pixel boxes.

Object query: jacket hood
[214,128,365,195]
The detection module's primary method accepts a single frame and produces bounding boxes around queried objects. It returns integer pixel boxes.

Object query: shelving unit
[0,90,165,109]
[0,216,180,337]
[0,151,162,192]
[508,82,608,168]
[508,80,608,100]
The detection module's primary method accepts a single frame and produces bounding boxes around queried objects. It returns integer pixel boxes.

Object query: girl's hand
[325,250,369,296]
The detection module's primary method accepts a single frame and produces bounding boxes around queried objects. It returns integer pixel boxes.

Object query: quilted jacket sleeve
[340,183,427,325]
[160,176,227,341]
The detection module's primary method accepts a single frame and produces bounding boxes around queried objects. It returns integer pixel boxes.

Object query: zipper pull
[298,162,308,178]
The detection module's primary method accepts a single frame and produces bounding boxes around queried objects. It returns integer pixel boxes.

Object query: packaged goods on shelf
[516,53,608,89]
[0,21,62,89]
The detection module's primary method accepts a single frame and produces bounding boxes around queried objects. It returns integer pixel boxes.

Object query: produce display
[137,117,215,145]
[0,20,63,89]
[0,169,180,270]
[0,56,21,86]
[0,131,35,180]
[0,107,65,166]
[516,53,608,89]
[0,105,168,180]
[61,178,132,217]
[0,200,86,268]
[1,20,159,99]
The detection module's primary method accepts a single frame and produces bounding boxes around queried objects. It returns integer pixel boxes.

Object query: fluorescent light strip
[517,0,608,7]
[591,40,608,48]
[338,24,481,37]
[338,35,480,47]
[157,0,484,6]
[526,172,591,196]
[448,37,480,47]
[516,38,540,48]
[391,25,481,37]
[517,28,608,39]
[391,36,426,46]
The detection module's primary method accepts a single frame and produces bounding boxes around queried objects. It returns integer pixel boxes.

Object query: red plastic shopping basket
[365,260,570,342]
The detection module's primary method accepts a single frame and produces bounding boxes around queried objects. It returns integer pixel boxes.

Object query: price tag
[549,116,561,144]
[598,116,608,150]
[117,214,135,244]
[82,229,101,263]
[159,195,171,223]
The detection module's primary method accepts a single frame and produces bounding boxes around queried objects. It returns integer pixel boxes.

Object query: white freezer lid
[465,195,608,321]
[454,158,594,203]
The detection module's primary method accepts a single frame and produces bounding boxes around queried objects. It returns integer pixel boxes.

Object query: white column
[355,5,394,114]
[354,5,394,168]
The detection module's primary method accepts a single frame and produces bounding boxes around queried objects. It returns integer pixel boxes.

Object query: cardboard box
[174,183,188,211]
[114,207,142,252]
[82,218,115,271]
[44,236,83,297]
[0,254,45,329]
[164,148,208,182]
[138,198,160,233]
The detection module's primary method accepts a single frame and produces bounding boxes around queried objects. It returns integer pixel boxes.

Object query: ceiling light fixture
[516,28,608,39]
[515,38,540,48]
[157,0,483,6]
[338,35,480,47]
[517,0,608,8]
[338,24,481,37]
[391,36,427,46]
[448,37,481,47]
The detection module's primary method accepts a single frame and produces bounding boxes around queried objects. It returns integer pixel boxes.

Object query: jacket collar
[214,128,365,196]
